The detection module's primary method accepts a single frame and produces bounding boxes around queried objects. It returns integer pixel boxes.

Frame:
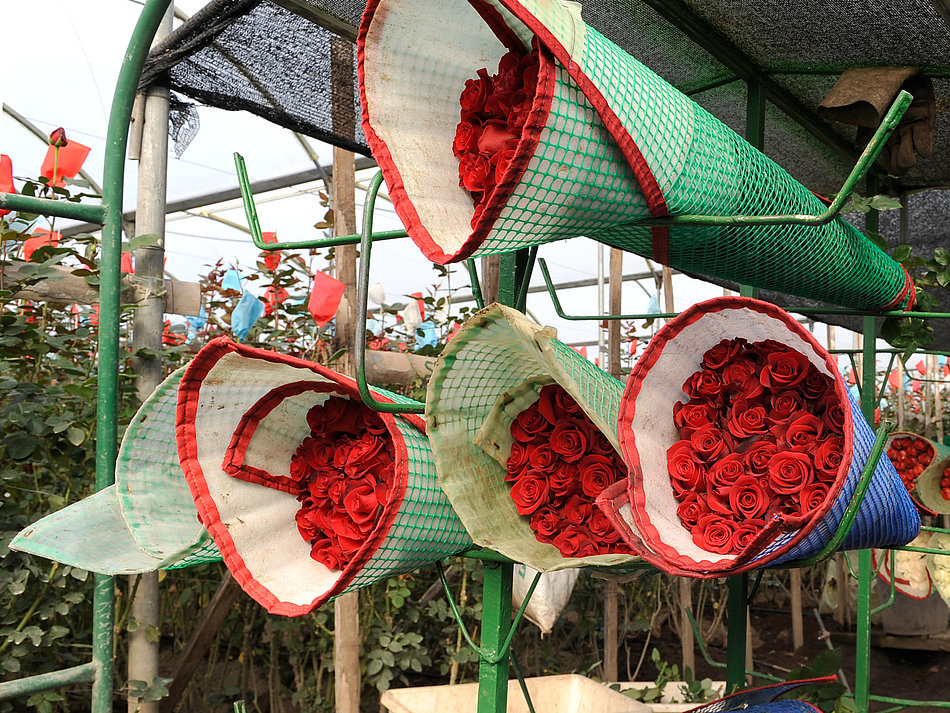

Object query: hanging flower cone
[11,368,219,574]
[598,296,919,577]
[912,444,950,514]
[358,0,913,311]
[884,431,950,512]
[426,304,640,571]
[176,338,471,616]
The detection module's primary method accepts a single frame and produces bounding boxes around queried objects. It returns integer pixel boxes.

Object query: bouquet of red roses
[667,337,844,556]
[427,304,640,571]
[903,435,950,514]
[504,383,635,558]
[598,297,920,577]
[886,434,936,493]
[178,338,472,616]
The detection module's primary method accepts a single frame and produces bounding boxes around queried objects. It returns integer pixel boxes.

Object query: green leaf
[935,247,950,266]
[892,244,913,262]
[145,623,161,643]
[880,317,902,344]
[66,427,85,446]
[937,269,950,288]
[123,233,162,253]
[3,433,36,460]
[868,194,902,211]
[366,658,383,675]
[810,649,842,677]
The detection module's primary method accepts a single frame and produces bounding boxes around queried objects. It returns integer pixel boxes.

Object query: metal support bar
[465,260,486,310]
[725,574,748,691]
[630,91,910,228]
[0,662,97,701]
[353,172,425,414]
[0,193,105,223]
[478,561,513,713]
[234,156,405,249]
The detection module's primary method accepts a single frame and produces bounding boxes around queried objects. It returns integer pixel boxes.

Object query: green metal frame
[0,0,173,710]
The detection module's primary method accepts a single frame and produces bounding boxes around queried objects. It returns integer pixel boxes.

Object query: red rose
[701,337,748,371]
[345,433,386,469]
[728,476,769,519]
[521,52,540,95]
[752,339,793,357]
[511,405,549,442]
[800,366,834,402]
[332,442,352,470]
[494,50,523,93]
[743,440,778,477]
[550,420,588,462]
[509,472,550,515]
[726,401,769,439]
[708,452,746,489]
[295,504,320,542]
[706,488,734,516]
[689,425,727,462]
[815,437,844,480]
[302,436,335,470]
[528,443,559,472]
[492,148,517,183]
[733,519,766,551]
[289,453,312,483]
[312,397,360,436]
[817,394,846,435]
[553,386,583,416]
[673,400,718,439]
[562,495,593,526]
[683,369,724,402]
[777,413,824,449]
[310,537,345,570]
[507,94,532,132]
[578,454,620,498]
[328,508,362,541]
[458,152,493,194]
[535,385,559,424]
[459,70,491,113]
[364,412,388,436]
[589,510,621,543]
[721,356,759,389]
[692,514,737,554]
[588,430,616,456]
[308,470,339,500]
[667,440,706,494]
[553,528,597,557]
[759,349,810,390]
[767,451,814,495]
[768,390,804,425]
[798,481,830,515]
[506,441,530,479]
[530,507,561,540]
[453,119,481,157]
[343,485,381,525]
[327,478,348,504]
[676,492,710,529]
[477,121,517,155]
[731,372,765,403]
[548,462,577,499]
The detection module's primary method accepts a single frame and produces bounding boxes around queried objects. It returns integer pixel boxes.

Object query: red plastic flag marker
[23,229,61,261]
[121,253,134,274]
[40,138,91,188]
[262,232,281,271]
[308,270,345,327]
[915,359,927,376]
[410,291,426,320]
[888,369,900,390]
[0,155,14,217]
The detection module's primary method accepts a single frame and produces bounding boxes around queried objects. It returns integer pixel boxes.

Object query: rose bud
[49,127,68,147]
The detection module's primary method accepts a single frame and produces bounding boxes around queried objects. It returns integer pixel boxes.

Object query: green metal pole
[725,75,766,693]
[0,663,97,701]
[478,560,514,713]
[94,1,172,711]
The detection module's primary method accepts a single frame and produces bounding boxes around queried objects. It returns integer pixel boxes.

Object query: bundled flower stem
[667,337,845,556]
[505,384,634,558]
[288,397,395,570]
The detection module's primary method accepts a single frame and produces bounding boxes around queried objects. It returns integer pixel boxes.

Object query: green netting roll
[359,0,914,311]
[10,368,220,575]
[425,303,640,571]
[177,338,472,616]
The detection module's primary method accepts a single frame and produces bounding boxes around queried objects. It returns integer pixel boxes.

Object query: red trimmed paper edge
[616,296,856,577]
[871,547,933,600]
[357,0,671,264]
[176,337,424,616]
